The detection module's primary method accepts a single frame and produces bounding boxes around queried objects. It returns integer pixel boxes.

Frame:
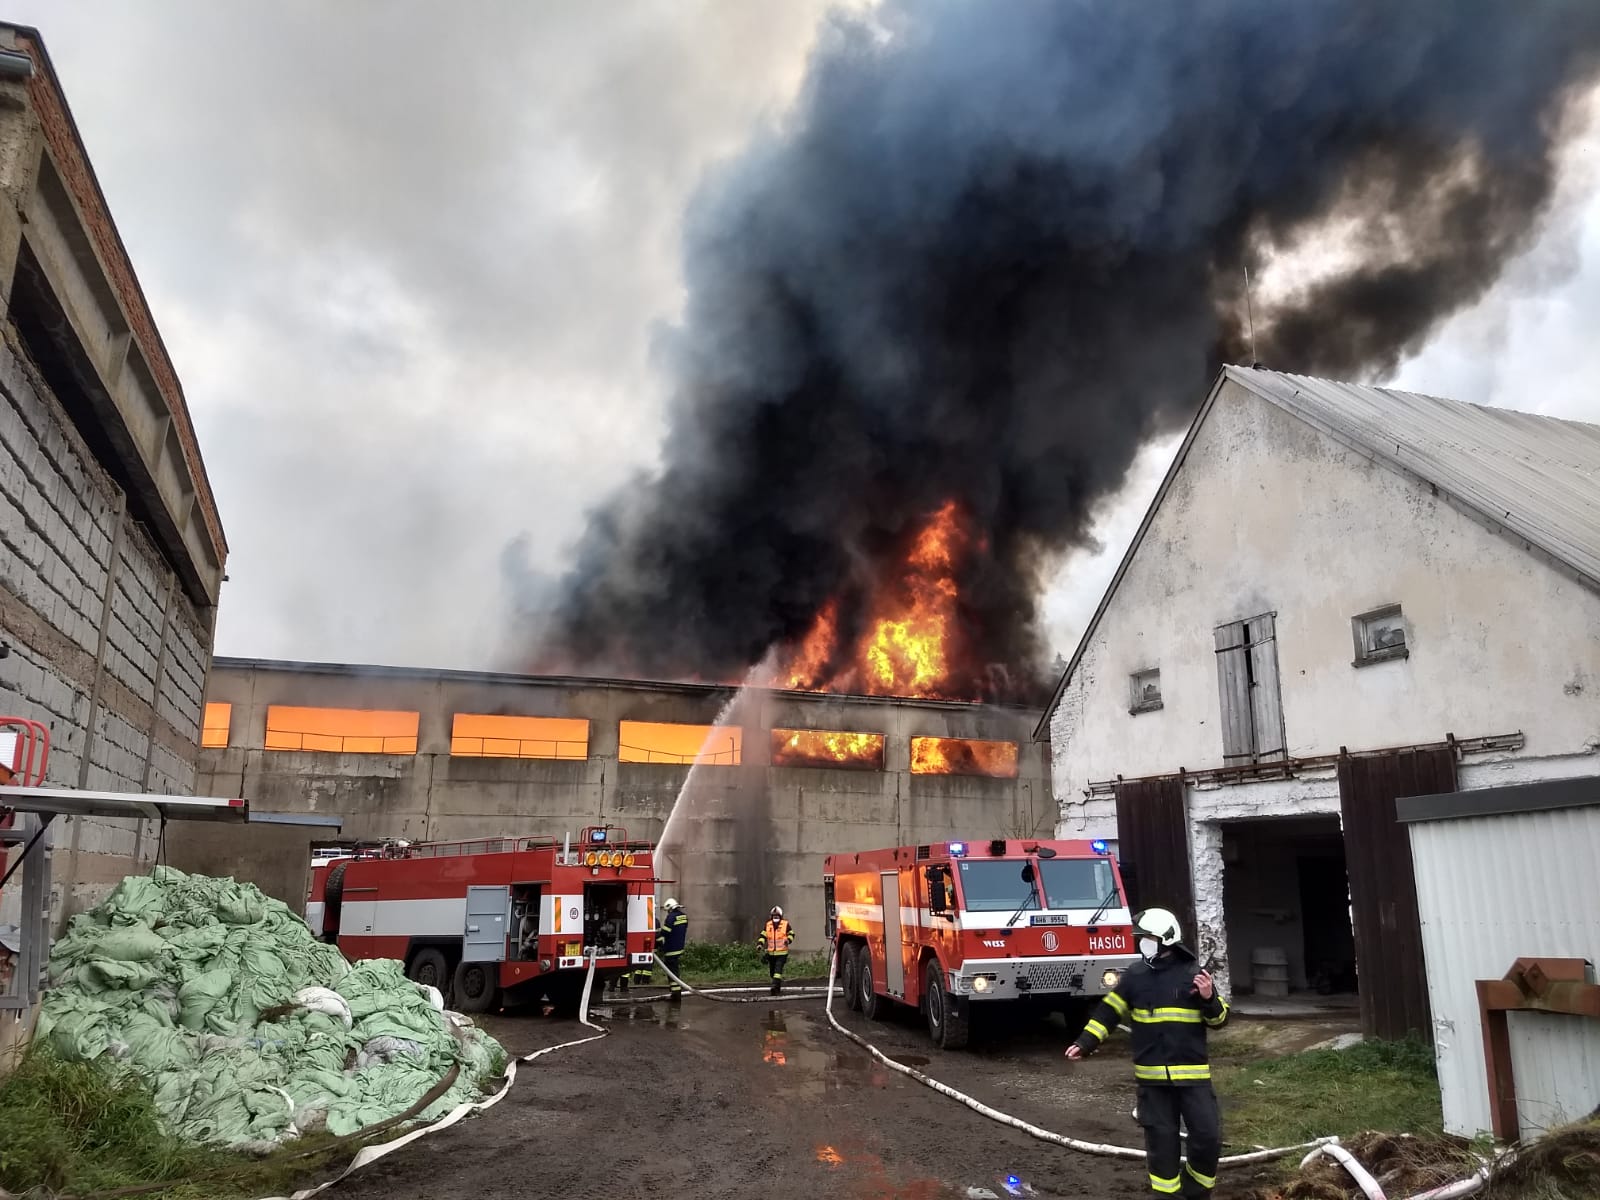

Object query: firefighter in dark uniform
[758,906,794,995]
[656,898,689,999]
[1065,907,1229,1197]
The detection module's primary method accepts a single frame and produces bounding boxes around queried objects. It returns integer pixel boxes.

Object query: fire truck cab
[825,837,1138,1049]
[306,825,659,1014]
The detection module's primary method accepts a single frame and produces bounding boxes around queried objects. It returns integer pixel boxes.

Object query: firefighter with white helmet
[757,905,794,995]
[656,897,689,999]
[1065,907,1229,1197]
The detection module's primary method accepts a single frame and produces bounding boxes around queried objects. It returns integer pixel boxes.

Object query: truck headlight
[1101,968,1120,989]
[972,976,992,993]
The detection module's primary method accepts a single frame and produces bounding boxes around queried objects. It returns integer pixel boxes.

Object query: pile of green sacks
[35,867,505,1149]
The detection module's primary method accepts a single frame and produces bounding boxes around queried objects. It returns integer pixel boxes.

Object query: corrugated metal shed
[1399,776,1600,1138]
[1228,367,1600,592]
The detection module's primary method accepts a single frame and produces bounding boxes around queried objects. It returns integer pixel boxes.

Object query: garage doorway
[1221,816,1356,999]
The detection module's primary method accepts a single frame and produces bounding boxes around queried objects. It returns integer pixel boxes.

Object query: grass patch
[0,1047,426,1200]
[1216,1035,1442,1151]
[0,1044,219,1196]
[667,942,831,984]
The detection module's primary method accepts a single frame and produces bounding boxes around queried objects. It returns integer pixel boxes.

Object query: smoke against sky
[530,0,1600,697]
[13,2,1600,678]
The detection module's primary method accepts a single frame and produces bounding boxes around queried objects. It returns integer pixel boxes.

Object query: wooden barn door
[1338,748,1457,1039]
[1113,778,1195,941]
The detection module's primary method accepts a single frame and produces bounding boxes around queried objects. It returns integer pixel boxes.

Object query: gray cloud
[11,0,836,666]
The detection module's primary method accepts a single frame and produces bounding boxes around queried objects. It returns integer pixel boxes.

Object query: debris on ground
[33,867,504,1149]
[1244,1131,1475,1199]
[1484,1119,1600,1198]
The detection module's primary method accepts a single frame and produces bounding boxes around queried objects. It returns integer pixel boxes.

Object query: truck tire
[321,863,348,943]
[840,942,863,1012]
[924,960,969,1050]
[453,959,500,1014]
[859,946,886,1021]
[407,947,449,993]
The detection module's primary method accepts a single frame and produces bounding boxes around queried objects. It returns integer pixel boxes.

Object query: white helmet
[770,905,783,918]
[663,897,680,911]
[1133,907,1183,957]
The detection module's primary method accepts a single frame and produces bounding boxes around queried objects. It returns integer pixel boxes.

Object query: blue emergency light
[1091,839,1108,855]
[948,841,968,857]
[590,829,608,843]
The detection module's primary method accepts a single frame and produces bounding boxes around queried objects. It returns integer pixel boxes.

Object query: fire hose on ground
[248,952,611,1200]
[813,948,1498,1200]
[251,946,1498,1200]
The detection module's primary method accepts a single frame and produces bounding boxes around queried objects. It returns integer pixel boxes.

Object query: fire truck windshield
[1037,858,1118,909]
[955,860,1039,912]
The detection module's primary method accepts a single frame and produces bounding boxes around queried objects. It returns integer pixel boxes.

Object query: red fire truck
[306,825,660,1013]
[825,837,1138,1049]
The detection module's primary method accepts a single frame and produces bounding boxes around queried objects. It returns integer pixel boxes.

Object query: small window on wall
[201,702,231,748]
[264,706,419,754]
[618,720,742,765]
[1352,605,1408,667]
[1129,668,1162,715]
[451,714,589,760]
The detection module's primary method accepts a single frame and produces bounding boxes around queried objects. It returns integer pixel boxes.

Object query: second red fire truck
[306,825,660,1013]
[826,837,1138,1048]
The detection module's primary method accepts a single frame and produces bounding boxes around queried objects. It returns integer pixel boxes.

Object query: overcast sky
[15,3,1600,673]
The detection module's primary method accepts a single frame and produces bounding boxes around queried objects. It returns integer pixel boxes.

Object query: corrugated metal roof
[1227,366,1600,591]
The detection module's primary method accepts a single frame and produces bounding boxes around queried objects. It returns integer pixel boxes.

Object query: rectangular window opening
[618,720,742,765]
[201,702,231,749]
[1352,604,1408,666]
[264,705,419,755]
[1129,668,1163,715]
[909,736,1018,778]
[770,728,885,771]
[451,714,590,760]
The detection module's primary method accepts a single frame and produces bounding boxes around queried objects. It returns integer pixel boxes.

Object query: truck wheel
[452,960,500,1014]
[924,961,969,1050]
[859,947,886,1021]
[840,943,863,1012]
[408,947,449,993]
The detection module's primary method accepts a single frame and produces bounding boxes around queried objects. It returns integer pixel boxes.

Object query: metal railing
[263,731,418,754]
[449,736,588,760]
[618,741,741,765]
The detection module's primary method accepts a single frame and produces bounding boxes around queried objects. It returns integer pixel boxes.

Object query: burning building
[196,657,1052,946]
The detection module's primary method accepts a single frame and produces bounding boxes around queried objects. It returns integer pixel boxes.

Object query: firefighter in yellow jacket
[1065,907,1229,1197]
[757,906,794,995]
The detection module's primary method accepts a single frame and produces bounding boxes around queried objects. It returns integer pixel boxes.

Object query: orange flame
[776,501,973,700]
[770,728,885,770]
[909,736,1018,778]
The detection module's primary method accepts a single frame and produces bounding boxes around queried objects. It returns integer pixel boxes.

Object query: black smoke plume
[525,0,1600,700]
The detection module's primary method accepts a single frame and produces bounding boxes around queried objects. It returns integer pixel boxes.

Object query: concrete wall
[197,661,1051,948]
[165,820,323,913]
[1049,377,1600,992]
[0,24,225,946]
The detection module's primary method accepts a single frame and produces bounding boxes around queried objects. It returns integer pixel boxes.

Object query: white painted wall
[1052,377,1600,836]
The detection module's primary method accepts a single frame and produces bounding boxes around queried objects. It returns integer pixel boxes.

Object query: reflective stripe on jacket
[657,910,689,954]
[1073,950,1228,1086]
[759,919,793,952]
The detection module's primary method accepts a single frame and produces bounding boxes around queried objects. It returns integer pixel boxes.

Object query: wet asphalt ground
[326,987,1351,1200]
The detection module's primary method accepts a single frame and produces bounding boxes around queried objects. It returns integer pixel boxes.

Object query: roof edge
[1032,367,1232,740]
[1224,367,1600,598]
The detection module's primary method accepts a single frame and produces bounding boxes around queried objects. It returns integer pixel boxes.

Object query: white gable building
[1040,366,1600,1040]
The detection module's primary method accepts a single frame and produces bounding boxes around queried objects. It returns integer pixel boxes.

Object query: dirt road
[328,990,1292,1199]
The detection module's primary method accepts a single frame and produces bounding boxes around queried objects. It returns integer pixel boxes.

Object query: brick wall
[0,332,215,928]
